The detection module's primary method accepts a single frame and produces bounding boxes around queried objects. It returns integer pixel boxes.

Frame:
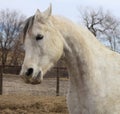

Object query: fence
[1,65,69,78]
[0,65,69,95]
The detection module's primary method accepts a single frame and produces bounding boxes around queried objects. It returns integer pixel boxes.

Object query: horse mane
[23,15,35,42]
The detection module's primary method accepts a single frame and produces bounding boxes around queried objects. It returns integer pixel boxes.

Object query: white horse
[20,5,120,114]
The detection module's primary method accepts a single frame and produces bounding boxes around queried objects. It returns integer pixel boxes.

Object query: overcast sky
[0,0,120,22]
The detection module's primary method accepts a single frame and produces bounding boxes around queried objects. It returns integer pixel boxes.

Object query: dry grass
[0,95,68,114]
[0,74,69,114]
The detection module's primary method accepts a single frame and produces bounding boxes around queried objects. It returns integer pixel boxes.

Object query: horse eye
[36,34,44,41]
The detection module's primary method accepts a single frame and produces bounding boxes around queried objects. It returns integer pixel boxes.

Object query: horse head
[20,5,65,84]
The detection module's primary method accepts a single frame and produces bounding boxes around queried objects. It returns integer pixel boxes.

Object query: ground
[0,74,69,114]
[0,95,68,114]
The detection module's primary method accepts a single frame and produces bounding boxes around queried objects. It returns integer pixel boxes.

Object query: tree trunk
[0,65,3,95]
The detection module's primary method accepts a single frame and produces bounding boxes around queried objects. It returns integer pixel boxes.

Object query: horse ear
[35,4,52,22]
[35,9,42,21]
[43,4,52,19]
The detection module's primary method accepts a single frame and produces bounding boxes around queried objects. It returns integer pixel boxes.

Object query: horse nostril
[26,68,33,76]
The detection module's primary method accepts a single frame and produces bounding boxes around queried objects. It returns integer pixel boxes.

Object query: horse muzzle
[20,68,43,85]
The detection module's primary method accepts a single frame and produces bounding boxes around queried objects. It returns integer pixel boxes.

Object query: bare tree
[0,9,26,94]
[9,36,24,66]
[79,7,120,52]
[0,9,26,68]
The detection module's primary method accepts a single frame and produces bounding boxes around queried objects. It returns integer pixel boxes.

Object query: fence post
[0,66,3,95]
[56,65,60,96]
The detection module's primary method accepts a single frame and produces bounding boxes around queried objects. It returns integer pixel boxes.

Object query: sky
[0,0,120,22]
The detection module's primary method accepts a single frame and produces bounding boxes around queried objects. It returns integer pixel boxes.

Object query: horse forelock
[23,15,35,42]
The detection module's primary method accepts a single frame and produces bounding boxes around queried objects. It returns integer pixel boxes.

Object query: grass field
[0,74,69,114]
[0,95,68,114]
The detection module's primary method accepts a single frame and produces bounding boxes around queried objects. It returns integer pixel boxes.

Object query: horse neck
[52,16,107,87]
